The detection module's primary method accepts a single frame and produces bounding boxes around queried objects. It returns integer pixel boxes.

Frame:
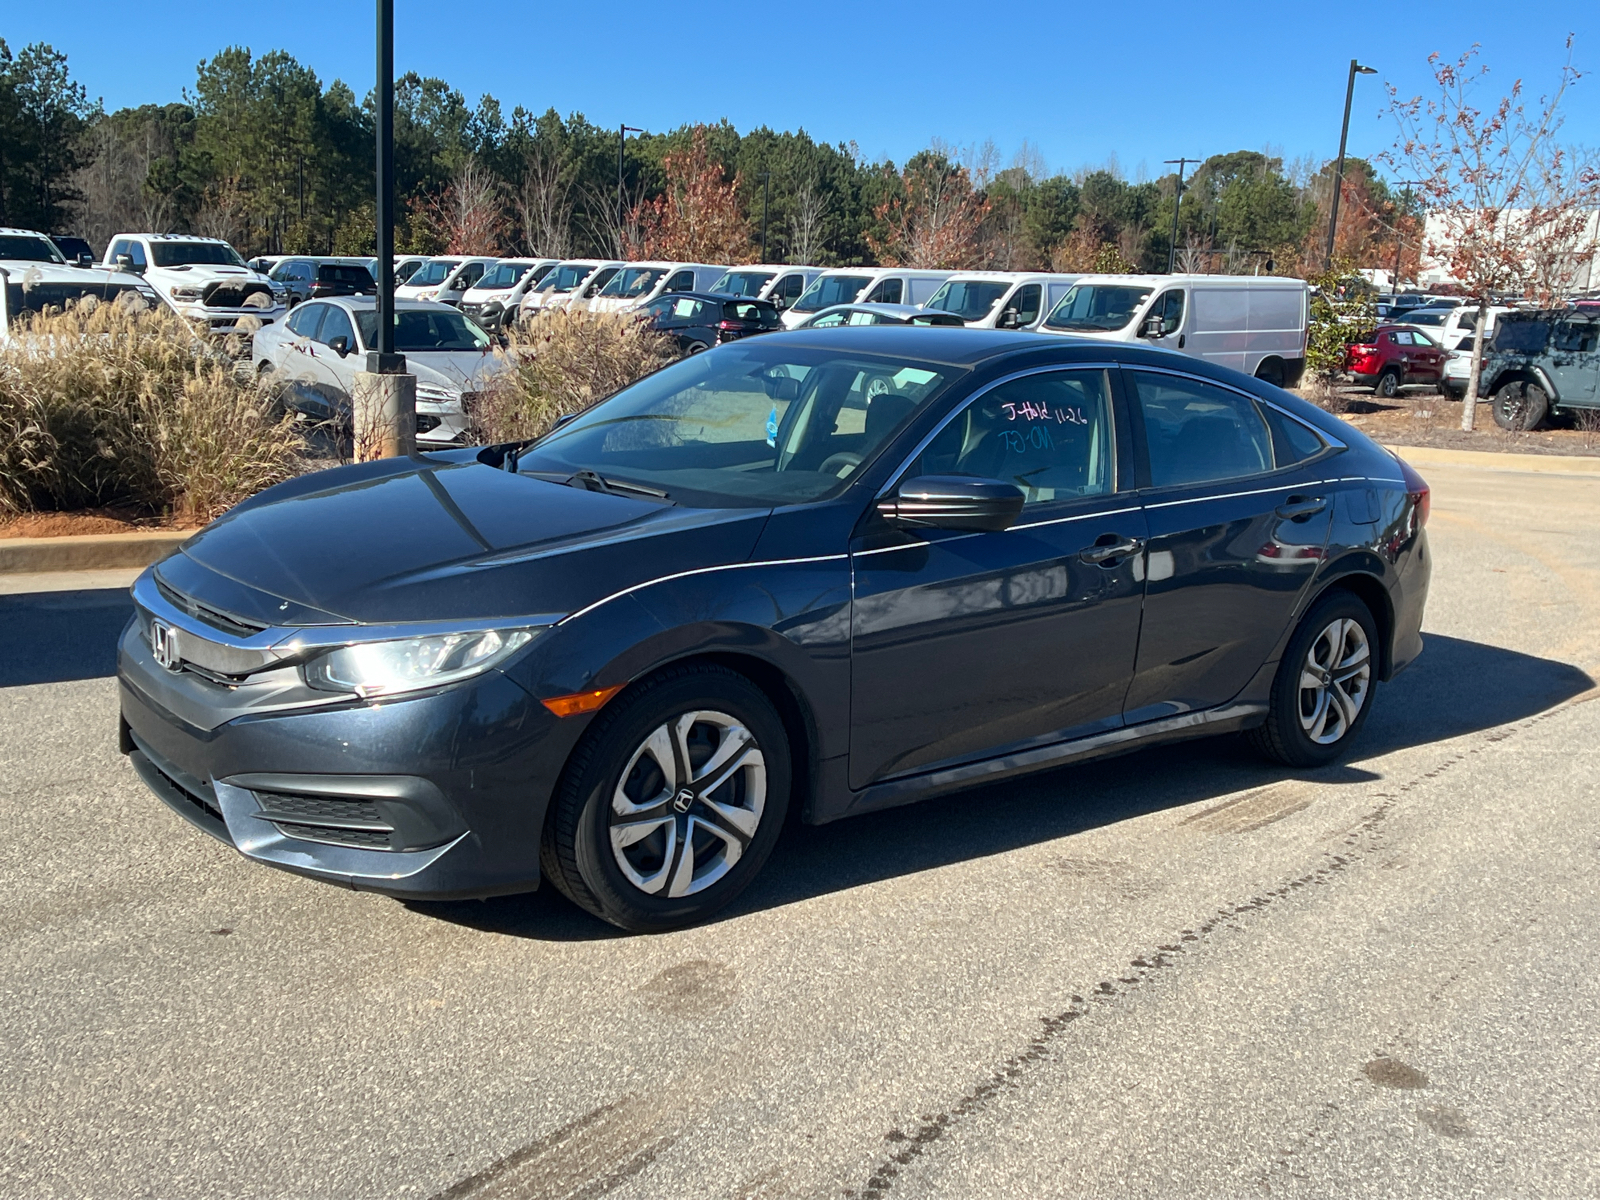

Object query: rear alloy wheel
[1374,368,1401,399]
[1492,381,1549,431]
[1249,592,1378,767]
[543,666,790,932]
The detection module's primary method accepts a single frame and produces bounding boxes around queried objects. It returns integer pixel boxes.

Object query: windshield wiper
[566,469,672,502]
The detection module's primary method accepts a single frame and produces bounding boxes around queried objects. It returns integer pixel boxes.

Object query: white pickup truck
[103,234,287,336]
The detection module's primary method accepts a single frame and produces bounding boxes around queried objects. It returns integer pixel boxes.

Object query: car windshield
[792,275,872,313]
[711,270,776,297]
[924,280,1010,320]
[544,264,597,293]
[410,260,460,286]
[355,309,492,352]
[149,242,246,268]
[514,343,958,507]
[477,262,532,289]
[1043,284,1152,332]
[600,267,667,298]
[1402,310,1446,326]
[0,234,66,264]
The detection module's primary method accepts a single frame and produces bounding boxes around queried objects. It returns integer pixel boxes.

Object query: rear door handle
[1275,496,1326,521]
[1079,535,1146,564]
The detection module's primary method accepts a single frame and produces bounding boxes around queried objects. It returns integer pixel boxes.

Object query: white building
[1417,209,1600,294]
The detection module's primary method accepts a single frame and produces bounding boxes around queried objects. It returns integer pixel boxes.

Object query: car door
[1548,317,1600,402]
[849,366,1147,787]
[1144,288,1187,351]
[862,276,904,305]
[1407,329,1445,381]
[1121,367,1334,724]
[663,269,696,293]
[309,304,359,401]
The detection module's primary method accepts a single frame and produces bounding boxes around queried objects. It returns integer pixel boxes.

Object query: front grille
[416,414,442,434]
[252,790,397,852]
[156,759,225,824]
[155,577,268,638]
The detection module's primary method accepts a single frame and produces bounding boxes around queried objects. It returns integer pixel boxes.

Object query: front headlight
[170,286,204,301]
[416,383,461,405]
[303,628,537,697]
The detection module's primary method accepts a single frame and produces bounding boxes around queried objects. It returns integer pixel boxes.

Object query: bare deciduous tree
[787,177,829,264]
[515,146,573,259]
[426,156,507,254]
[1386,39,1600,430]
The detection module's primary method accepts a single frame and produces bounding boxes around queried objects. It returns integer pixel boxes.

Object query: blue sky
[7,2,1598,178]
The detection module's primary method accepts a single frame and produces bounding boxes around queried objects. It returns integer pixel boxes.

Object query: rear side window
[723,300,777,324]
[1130,371,1274,487]
[1553,320,1599,353]
[1494,319,1550,354]
[1260,404,1328,466]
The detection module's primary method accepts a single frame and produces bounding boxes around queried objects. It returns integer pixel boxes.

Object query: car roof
[811,302,923,317]
[772,325,1065,366]
[313,296,458,312]
[110,233,234,243]
[668,291,779,303]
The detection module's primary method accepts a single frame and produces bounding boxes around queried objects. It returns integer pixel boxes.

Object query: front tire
[1249,592,1378,767]
[543,665,791,932]
[1492,381,1549,431]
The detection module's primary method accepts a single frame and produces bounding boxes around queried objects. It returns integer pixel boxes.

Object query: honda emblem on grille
[150,620,181,671]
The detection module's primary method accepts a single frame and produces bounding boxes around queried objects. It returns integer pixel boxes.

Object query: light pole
[618,124,643,253]
[1324,59,1377,269]
[759,171,772,262]
[1164,157,1200,274]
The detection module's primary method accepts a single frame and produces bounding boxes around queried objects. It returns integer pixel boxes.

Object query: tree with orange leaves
[632,127,752,263]
[868,152,990,269]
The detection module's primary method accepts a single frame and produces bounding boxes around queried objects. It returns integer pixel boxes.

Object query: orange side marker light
[541,683,626,718]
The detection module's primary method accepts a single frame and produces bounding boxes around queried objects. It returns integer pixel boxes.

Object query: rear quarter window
[1493,320,1550,354]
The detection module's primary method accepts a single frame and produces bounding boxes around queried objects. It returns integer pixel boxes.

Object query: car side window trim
[1120,365,1342,492]
[875,362,1128,500]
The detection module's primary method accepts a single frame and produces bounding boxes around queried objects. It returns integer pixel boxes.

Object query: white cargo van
[781,267,952,328]
[589,262,726,313]
[708,264,825,313]
[460,258,558,331]
[518,260,625,319]
[1038,273,1310,386]
[920,272,1079,330]
[395,256,496,305]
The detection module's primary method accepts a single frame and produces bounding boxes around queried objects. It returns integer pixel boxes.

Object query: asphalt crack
[848,704,1579,1198]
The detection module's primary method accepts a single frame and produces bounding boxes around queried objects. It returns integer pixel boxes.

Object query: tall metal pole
[1325,59,1376,269]
[374,0,396,363]
[760,171,771,262]
[1164,157,1199,274]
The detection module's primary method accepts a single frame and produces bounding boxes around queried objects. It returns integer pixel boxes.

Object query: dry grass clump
[0,298,303,522]
[1300,373,1352,415]
[469,307,677,444]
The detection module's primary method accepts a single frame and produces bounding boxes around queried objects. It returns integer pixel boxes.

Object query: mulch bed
[1291,386,1600,458]
[0,509,200,539]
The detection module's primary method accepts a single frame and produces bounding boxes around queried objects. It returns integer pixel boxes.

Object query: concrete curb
[1382,443,1600,476]
[0,531,188,575]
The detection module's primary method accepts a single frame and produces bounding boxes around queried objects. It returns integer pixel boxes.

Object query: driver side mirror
[328,336,350,357]
[115,254,138,273]
[878,475,1025,533]
[997,307,1022,329]
[1141,315,1167,339]
[76,253,94,268]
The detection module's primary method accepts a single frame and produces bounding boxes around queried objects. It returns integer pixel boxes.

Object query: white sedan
[252,296,503,445]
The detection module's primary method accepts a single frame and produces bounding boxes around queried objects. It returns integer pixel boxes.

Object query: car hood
[148,264,267,286]
[160,457,771,626]
[462,287,514,304]
[407,351,503,391]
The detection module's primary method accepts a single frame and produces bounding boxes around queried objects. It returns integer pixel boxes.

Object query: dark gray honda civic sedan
[120,328,1431,931]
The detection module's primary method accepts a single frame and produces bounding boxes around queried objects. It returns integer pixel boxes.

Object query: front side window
[1152,289,1184,332]
[906,370,1116,505]
[792,274,872,313]
[775,273,807,301]
[1043,284,1153,332]
[514,345,958,507]
[808,310,849,328]
[0,234,69,263]
[149,241,245,268]
[582,268,618,297]
[847,310,880,326]
[355,309,491,352]
[665,270,695,292]
[669,297,708,323]
[453,263,486,289]
[1012,284,1043,326]
[600,267,667,298]
[317,305,355,347]
[924,279,1010,321]
[1130,371,1274,488]
[864,278,903,305]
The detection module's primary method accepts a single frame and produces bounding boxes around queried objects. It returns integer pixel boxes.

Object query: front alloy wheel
[544,665,791,932]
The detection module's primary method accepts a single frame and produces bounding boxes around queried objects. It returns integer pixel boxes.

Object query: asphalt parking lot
[2,456,1597,1199]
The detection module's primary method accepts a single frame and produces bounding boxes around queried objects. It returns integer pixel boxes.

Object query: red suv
[1345,325,1446,397]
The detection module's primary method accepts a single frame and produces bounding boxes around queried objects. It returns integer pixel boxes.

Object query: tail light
[1396,456,1430,527]
[716,320,746,331]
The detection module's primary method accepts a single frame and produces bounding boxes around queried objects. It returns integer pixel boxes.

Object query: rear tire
[1492,381,1549,431]
[1375,368,1401,399]
[1248,592,1379,768]
[543,665,791,933]
[1255,358,1285,388]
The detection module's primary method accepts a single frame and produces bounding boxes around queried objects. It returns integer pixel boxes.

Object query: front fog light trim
[302,627,538,698]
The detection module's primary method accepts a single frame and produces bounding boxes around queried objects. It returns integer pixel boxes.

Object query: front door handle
[1275,496,1326,521]
[1079,534,1146,564]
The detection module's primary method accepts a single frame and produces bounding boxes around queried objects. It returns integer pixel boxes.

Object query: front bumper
[117,606,582,900]
[173,302,287,334]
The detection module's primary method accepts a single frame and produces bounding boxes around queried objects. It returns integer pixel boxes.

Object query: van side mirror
[997,307,1022,329]
[1141,315,1167,338]
[77,253,94,268]
[878,475,1025,533]
[328,336,350,357]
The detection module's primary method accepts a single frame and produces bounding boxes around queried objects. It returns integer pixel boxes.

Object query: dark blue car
[119,328,1431,931]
